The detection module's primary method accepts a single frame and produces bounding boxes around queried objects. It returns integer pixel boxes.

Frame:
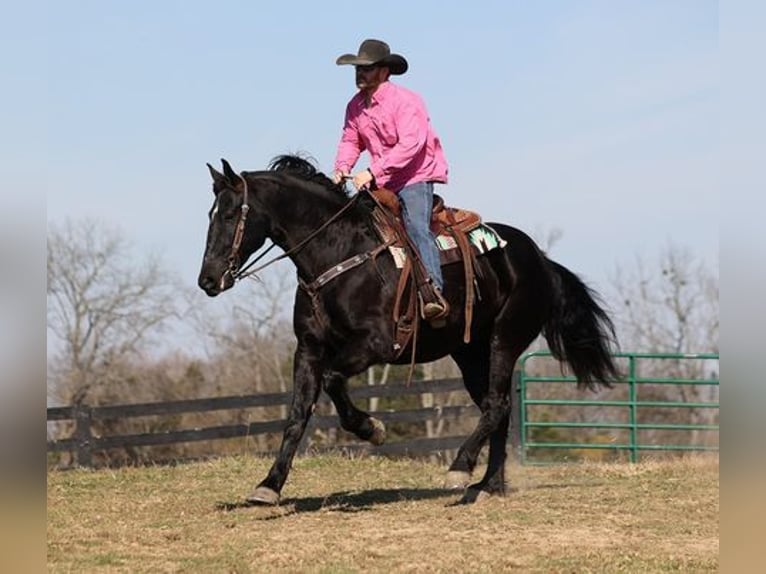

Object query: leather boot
[420,284,450,327]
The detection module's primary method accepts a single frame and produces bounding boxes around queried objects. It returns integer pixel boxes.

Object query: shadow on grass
[525,481,607,491]
[216,486,460,517]
[215,480,608,517]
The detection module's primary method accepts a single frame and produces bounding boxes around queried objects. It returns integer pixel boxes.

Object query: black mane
[268,154,349,200]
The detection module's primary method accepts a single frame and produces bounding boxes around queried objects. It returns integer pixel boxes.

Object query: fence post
[509,371,522,463]
[628,356,638,463]
[74,403,93,468]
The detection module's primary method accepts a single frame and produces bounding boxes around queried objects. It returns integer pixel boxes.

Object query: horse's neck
[266,190,374,279]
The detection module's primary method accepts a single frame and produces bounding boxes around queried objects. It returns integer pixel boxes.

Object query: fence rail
[47,378,478,467]
[519,351,720,463]
[47,352,720,468]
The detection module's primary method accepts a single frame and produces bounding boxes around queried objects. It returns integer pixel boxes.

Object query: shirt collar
[353,80,394,109]
[369,80,393,105]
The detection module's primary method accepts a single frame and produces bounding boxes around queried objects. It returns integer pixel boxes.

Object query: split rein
[221,173,363,289]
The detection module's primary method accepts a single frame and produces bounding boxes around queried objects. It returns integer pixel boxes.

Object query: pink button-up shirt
[334,81,448,193]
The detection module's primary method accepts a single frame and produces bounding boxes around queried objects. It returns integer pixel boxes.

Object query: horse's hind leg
[461,296,545,502]
[445,340,490,489]
[448,342,518,503]
[463,397,513,502]
[323,371,386,446]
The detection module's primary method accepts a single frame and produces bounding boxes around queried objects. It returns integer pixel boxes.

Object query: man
[332,39,450,322]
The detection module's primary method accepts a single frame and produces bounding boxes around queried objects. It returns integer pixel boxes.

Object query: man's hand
[332,170,349,185]
[352,168,374,191]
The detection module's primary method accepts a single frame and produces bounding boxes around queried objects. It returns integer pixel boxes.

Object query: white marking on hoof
[246,486,280,506]
[368,417,386,446]
[473,489,494,503]
[460,487,497,504]
[444,470,472,490]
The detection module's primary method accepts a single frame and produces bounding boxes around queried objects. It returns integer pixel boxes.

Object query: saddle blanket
[389,223,507,269]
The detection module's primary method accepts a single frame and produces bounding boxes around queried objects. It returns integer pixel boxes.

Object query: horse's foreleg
[247,345,323,505]
[446,344,490,489]
[323,371,386,445]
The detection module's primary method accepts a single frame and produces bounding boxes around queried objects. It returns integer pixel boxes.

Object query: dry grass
[47,453,718,573]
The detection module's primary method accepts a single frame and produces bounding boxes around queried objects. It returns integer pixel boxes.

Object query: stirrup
[423,301,447,320]
[419,287,450,327]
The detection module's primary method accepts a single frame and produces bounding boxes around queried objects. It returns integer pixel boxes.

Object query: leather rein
[222,172,366,287]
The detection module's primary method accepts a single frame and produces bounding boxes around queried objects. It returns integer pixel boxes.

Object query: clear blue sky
[44,0,717,311]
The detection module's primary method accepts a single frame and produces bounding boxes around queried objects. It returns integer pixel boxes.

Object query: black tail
[543,258,620,390]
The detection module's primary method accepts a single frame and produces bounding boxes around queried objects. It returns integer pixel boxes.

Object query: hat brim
[336,53,408,75]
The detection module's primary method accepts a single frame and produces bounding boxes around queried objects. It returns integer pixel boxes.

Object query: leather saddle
[367,188,482,358]
[371,188,482,240]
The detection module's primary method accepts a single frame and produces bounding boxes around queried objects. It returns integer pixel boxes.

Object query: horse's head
[197,159,270,296]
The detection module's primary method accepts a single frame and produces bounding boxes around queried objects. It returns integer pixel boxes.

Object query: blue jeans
[398,182,444,291]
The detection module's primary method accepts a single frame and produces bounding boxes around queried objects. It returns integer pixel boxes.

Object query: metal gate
[517,351,719,463]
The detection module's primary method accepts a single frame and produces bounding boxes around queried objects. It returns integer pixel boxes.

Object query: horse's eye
[210,204,236,222]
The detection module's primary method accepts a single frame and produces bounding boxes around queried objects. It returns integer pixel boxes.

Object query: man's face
[355,65,388,91]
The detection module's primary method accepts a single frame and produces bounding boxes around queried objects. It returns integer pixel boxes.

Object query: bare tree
[47,218,181,406]
[610,243,719,445]
[612,243,718,354]
[191,263,297,398]
[188,264,297,450]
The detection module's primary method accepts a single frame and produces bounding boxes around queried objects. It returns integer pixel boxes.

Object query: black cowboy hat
[336,39,408,75]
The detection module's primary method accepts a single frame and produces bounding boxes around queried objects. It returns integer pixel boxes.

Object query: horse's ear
[221,158,236,181]
[221,158,245,192]
[207,162,226,192]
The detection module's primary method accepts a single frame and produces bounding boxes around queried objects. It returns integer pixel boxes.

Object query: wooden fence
[47,377,523,468]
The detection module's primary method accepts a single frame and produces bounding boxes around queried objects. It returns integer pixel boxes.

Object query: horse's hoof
[444,470,471,489]
[246,486,280,506]
[368,417,386,446]
[459,487,495,504]
[472,489,494,503]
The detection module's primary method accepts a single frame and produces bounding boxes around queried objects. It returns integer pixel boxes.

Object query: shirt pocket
[370,113,398,147]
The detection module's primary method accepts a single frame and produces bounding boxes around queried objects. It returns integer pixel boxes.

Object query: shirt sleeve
[334,104,364,173]
[369,96,428,179]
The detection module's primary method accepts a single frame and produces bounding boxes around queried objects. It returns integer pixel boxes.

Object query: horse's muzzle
[198,269,235,297]
[198,273,221,297]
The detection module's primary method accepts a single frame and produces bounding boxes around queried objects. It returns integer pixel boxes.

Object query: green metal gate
[518,351,719,463]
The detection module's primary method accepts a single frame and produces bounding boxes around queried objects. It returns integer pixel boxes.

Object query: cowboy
[332,39,450,322]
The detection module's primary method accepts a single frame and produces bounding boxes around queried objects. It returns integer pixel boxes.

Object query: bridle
[221,173,251,287]
[219,173,362,289]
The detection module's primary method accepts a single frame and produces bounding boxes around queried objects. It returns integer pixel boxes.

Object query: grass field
[47,454,718,573]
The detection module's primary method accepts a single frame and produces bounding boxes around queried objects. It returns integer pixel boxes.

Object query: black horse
[198,155,619,505]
